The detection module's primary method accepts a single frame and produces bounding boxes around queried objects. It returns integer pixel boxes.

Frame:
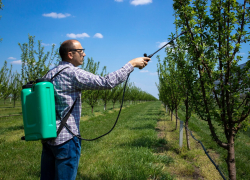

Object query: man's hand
[129,57,151,69]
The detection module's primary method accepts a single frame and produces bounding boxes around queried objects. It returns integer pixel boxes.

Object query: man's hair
[59,40,76,60]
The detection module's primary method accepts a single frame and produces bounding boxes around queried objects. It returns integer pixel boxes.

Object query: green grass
[0,100,174,180]
[177,106,250,180]
[78,101,174,179]
[1,99,249,179]
[0,100,22,116]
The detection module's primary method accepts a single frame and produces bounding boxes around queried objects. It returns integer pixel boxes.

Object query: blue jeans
[40,136,81,180]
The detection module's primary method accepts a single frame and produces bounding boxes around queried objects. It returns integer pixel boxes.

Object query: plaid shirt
[44,61,134,145]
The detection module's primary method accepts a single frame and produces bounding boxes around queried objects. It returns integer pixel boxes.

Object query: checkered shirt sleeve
[44,61,134,145]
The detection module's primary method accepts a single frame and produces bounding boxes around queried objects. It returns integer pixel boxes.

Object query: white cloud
[158,41,171,48]
[130,0,152,6]
[115,0,123,2]
[158,42,166,48]
[66,33,90,39]
[93,33,103,38]
[41,43,56,46]
[150,72,158,76]
[41,43,50,46]
[8,57,16,60]
[11,60,22,65]
[139,70,157,76]
[140,70,149,73]
[42,12,71,19]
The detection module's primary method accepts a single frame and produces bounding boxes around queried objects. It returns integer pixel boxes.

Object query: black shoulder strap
[50,67,69,82]
[57,98,78,136]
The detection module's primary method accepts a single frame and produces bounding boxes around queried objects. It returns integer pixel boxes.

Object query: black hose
[65,74,130,141]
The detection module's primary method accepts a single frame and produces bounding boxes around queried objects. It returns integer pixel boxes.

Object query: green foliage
[0,61,12,102]
[10,71,22,108]
[18,35,59,83]
[173,0,250,136]
[156,39,183,114]
[160,1,250,179]
[110,83,123,108]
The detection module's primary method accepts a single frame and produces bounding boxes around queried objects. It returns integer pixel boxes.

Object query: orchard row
[156,1,250,180]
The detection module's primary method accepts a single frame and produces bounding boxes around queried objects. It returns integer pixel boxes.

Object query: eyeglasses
[69,49,85,54]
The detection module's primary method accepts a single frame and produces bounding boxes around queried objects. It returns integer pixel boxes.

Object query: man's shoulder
[47,62,85,78]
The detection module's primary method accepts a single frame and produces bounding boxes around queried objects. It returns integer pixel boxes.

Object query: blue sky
[0,0,249,98]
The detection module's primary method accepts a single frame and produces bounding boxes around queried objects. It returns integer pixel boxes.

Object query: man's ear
[68,52,74,59]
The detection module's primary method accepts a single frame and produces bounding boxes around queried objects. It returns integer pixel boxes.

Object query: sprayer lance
[144,31,187,59]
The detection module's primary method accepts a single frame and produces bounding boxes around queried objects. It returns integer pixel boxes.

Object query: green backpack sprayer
[21,31,186,142]
[21,67,74,141]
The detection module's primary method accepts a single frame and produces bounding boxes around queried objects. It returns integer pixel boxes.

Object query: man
[40,39,150,180]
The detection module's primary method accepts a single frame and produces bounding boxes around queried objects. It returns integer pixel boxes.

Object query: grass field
[0,99,249,179]
[0,100,174,180]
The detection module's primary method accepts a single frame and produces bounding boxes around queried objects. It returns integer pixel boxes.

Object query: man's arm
[73,57,151,91]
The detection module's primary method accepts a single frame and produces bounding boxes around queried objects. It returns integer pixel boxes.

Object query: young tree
[157,62,176,121]
[173,0,250,179]
[18,35,58,83]
[162,30,196,150]
[100,70,112,111]
[128,82,140,104]
[0,61,12,104]
[10,71,22,108]
[157,50,183,130]
[118,80,132,106]
[0,61,10,99]
[109,84,123,109]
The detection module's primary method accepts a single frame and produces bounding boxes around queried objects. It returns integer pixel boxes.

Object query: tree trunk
[13,95,16,108]
[175,107,178,130]
[91,106,94,113]
[170,111,173,121]
[227,134,236,180]
[14,99,16,108]
[185,97,190,150]
[104,103,106,111]
[185,121,190,150]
